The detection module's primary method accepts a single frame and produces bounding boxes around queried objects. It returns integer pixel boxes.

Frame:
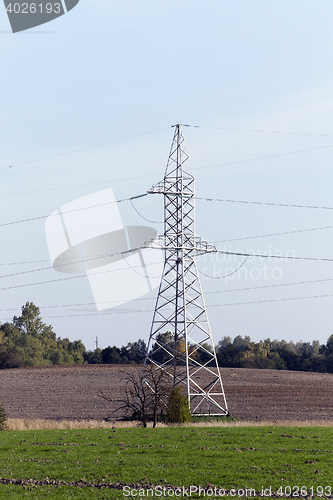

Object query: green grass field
[0,426,332,499]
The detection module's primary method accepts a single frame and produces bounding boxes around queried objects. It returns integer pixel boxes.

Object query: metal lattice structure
[141,124,228,416]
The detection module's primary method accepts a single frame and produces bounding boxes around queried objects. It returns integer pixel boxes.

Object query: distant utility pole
[141,125,228,416]
[95,336,98,350]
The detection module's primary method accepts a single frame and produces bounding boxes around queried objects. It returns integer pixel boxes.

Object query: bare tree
[99,364,172,428]
[144,364,172,428]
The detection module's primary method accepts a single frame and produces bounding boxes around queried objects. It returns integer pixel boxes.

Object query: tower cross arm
[142,235,217,254]
[147,182,192,198]
[194,236,217,254]
[147,181,165,195]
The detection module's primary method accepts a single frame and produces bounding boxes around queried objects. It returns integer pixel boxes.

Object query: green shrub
[167,387,192,424]
[0,405,7,431]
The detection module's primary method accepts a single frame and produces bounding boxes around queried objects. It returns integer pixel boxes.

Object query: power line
[208,277,333,294]
[0,247,159,280]
[198,257,249,279]
[2,291,332,321]
[3,122,331,172]
[0,193,147,228]
[2,142,333,199]
[2,126,171,170]
[217,249,333,263]
[214,293,333,308]
[1,309,153,320]
[194,143,333,172]
[3,189,333,229]
[0,256,116,268]
[47,292,333,314]
[0,173,160,198]
[182,123,333,138]
[196,196,333,211]
[212,225,332,244]
[1,277,332,312]
[130,198,162,224]
[0,255,164,291]
[0,223,329,267]
[1,245,333,288]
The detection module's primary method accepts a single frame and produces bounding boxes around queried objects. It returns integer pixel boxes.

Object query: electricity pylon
[142,124,228,416]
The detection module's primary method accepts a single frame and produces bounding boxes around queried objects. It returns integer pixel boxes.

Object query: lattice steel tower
[142,125,228,416]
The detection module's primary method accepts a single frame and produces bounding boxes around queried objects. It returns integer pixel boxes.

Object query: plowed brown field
[1,364,332,422]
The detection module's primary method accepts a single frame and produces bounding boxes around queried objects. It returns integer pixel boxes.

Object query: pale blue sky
[1,1,333,349]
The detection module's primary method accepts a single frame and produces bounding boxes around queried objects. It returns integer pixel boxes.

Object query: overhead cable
[181,123,333,138]
[130,198,162,224]
[1,277,333,313]
[2,142,333,197]
[4,189,333,230]
[196,196,333,211]
[0,173,159,198]
[213,293,333,308]
[212,225,332,244]
[217,249,333,262]
[0,223,330,267]
[2,291,332,321]
[194,144,333,172]
[0,246,160,280]
[198,256,249,279]
[2,126,171,170]
[0,255,165,291]
[1,246,333,291]
[0,193,147,228]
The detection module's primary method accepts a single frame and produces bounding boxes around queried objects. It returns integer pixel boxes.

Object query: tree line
[1,302,333,374]
[0,302,85,368]
[216,335,333,373]
[87,333,333,374]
